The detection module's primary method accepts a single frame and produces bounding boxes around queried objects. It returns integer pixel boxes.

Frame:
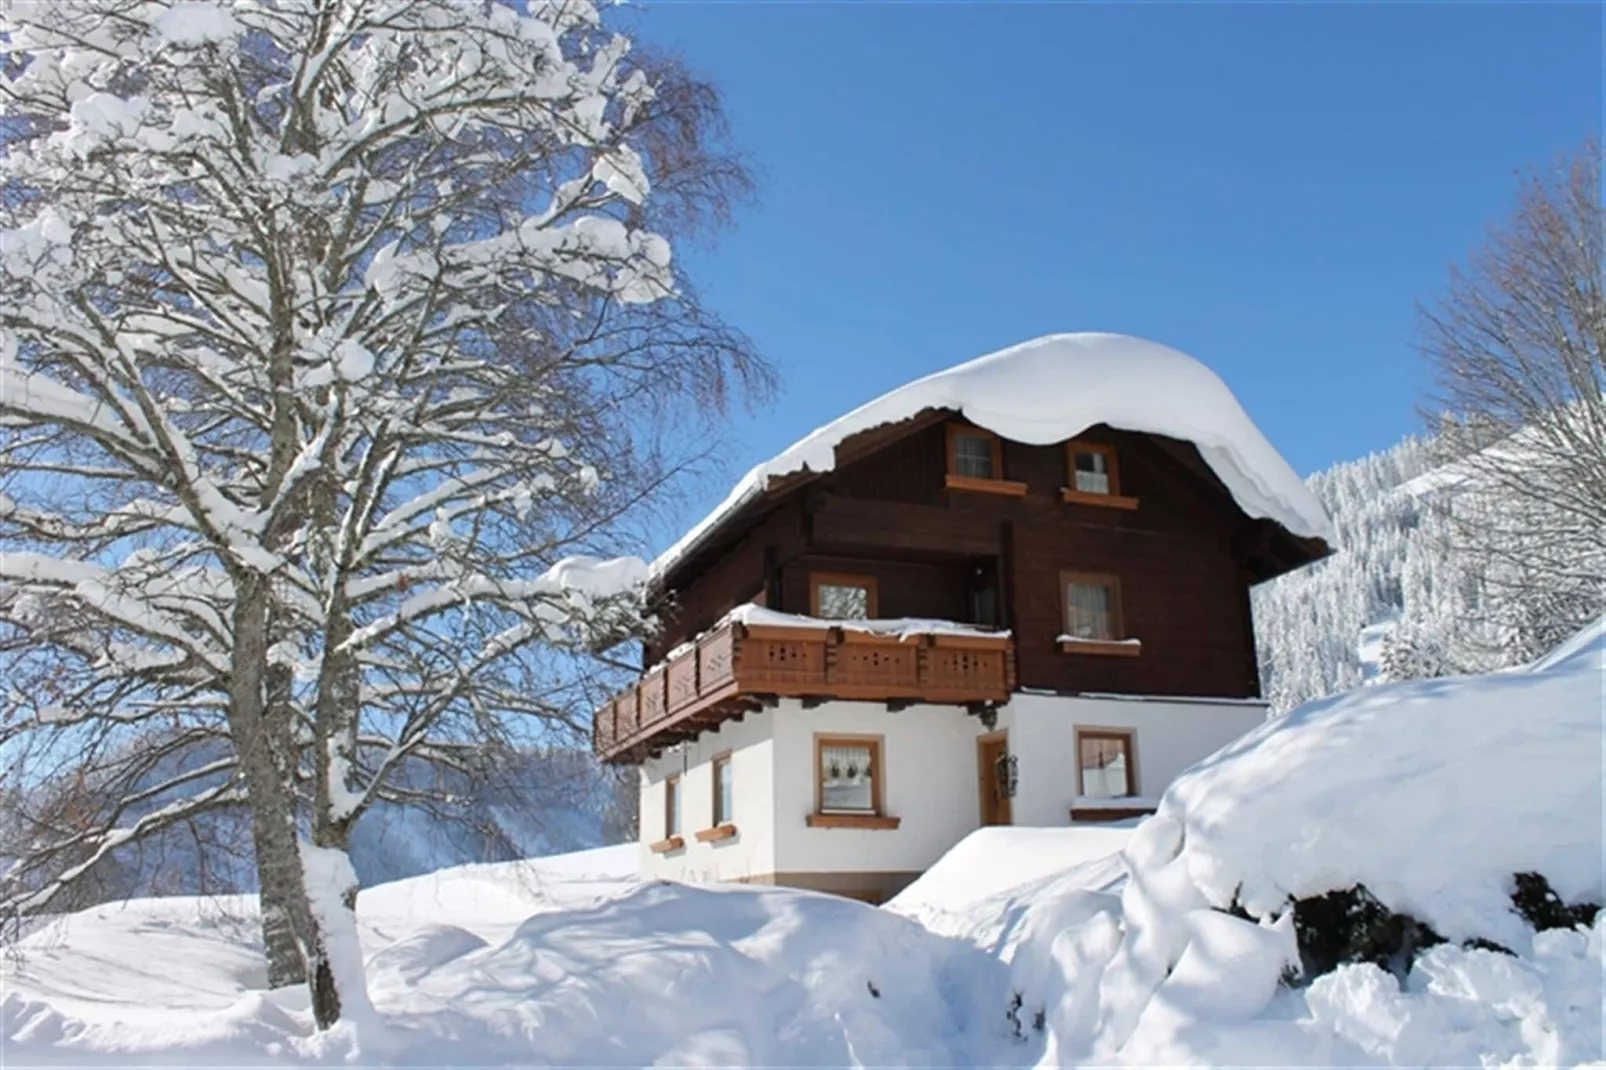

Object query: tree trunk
[259,871,307,987]
[228,575,342,1028]
[258,612,306,987]
[299,831,374,1032]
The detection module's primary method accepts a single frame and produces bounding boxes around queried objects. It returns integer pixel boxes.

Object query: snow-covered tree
[0,0,767,1028]
[1418,138,1605,642]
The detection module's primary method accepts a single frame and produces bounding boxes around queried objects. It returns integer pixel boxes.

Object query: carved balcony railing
[593,619,1014,763]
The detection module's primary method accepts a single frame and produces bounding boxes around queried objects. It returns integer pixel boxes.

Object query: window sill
[1061,488,1140,510]
[1070,804,1155,824]
[648,835,685,854]
[694,823,738,843]
[1059,637,1142,657]
[945,474,1028,497]
[806,813,901,830]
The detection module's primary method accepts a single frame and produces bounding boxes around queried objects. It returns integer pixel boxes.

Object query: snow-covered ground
[5,621,1601,1066]
[2,844,1016,1066]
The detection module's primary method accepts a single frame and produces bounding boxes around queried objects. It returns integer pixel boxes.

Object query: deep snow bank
[1162,612,1603,951]
[655,333,1334,577]
[886,826,1131,948]
[968,616,1605,1065]
[1,847,1016,1067]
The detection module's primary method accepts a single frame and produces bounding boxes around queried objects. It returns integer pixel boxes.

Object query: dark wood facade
[597,411,1327,763]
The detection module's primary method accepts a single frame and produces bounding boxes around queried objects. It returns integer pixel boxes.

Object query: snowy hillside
[5,620,1599,1066]
[1253,433,1603,711]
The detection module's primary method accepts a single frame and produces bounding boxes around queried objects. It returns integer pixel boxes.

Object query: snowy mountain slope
[1252,431,1603,711]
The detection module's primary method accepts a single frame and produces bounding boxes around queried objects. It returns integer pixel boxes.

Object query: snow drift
[1,846,1013,1067]
[1162,613,1604,950]
[951,614,1605,1065]
[655,332,1335,578]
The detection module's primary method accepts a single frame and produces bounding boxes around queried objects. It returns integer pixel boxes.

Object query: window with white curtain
[818,738,879,813]
[1065,577,1117,639]
[1078,733,1133,798]
[953,432,996,479]
[1073,449,1112,494]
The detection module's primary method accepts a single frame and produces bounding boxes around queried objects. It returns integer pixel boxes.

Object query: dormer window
[811,572,877,619]
[1063,441,1138,509]
[945,424,1027,497]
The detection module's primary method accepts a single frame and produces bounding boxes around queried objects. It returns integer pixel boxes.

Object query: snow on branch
[0,1,765,1023]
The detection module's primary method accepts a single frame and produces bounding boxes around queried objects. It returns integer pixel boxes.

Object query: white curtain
[1067,582,1113,639]
[1074,453,1110,494]
[820,743,875,812]
[1080,739,1129,798]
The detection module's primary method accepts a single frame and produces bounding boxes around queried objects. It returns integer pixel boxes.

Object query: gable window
[816,735,883,814]
[810,572,877,620]
[665,773,682,837]
[953,430,997,479]
[1063,572,1120,640]
[1063,441,1138,509]
[1072,445,1114,494]
[713,753,734,826]
[945,425,1028,497]
[1078,730,1135,798]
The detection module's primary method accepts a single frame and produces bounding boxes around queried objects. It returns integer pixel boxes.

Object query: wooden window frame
[650,771,686,853]
[711,751,733,828]
[808,733,900,829]
[946,424,1028,497]
[1059,570,1140,656]
[664,772,681,838]
[809,571,879,619]
[1075,727,1139,799]
[1063,440,1139,509]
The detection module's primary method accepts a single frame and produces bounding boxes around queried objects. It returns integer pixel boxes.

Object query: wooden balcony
[593,619,1015,764]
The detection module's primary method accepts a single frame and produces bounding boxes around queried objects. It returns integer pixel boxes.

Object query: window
[665,773,682,837]
[810,572,877,620]
[945,424,1027,496]
[953,431,997,479]
[1062,572,1121,640]
[816,736,882,814]
[713,754,734,826]
[1078,731,1135,798]
[1071,444,1115,495]
[970,585,999,628]
[1063,441,1137,509]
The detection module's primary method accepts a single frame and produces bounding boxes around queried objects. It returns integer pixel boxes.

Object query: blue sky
[633,1,1600,540]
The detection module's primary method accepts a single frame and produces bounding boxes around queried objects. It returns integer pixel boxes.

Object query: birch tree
[0,0,765,1029]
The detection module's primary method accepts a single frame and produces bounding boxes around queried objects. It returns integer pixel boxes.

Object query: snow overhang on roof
[652,332,1336,581]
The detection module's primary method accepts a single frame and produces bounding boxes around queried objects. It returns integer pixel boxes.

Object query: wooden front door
[978,733,1013,826]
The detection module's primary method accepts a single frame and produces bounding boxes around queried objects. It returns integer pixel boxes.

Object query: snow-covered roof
[653,333,1334,579]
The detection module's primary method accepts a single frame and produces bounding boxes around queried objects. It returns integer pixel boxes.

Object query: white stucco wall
[638,713,775,883]
[1001,691,1270,827]
[771,700,983,877]
[633,691,1269,884]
